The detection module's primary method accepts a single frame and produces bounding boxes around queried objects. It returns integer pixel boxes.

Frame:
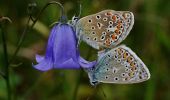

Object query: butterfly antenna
[78,4,82,18]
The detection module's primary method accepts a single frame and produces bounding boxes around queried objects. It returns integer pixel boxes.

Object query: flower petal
[33,23,96,71]
[53,24,80,69]
[35,54,44,63]
[78,56,96,68]
[33,59,53,71]
[54,58,80,69]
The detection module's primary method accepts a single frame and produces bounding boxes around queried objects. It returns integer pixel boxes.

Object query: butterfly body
[76,10,134,49]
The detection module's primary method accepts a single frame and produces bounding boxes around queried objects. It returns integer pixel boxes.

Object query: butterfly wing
[76,10,134,49]
[86,45,150,85]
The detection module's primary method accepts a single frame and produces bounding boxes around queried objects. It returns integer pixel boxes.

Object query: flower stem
[0,21,11,100]
[9,16,31,64]
[72,47,93,100]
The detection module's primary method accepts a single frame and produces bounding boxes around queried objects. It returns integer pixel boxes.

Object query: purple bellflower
[33,22,96,71]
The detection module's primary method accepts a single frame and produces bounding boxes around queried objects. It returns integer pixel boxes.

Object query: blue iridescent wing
[86,45,150,85]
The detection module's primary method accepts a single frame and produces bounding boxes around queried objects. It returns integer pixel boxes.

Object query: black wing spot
[93,37,97,41]
[114,77,119,81]
[102,31,106,35]
[100,35,105,40]
[103,17,108,21]
[97,22,101,27]
[88,19,92,23]
[91,26,95,30]
[109,21,113,24]
[96,15,101,19]
[122,73,125,77]
[106,68,109,71]
[92,31,96,35]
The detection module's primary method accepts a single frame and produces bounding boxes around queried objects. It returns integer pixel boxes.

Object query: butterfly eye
[73,17,78,20]
[72,16,79,22]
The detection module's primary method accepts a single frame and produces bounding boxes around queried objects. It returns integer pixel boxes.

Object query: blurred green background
[0,0,170,100]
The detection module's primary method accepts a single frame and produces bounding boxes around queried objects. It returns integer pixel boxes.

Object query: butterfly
[85,45,150,85]
[74,10,134,49]
[71,10,150,85]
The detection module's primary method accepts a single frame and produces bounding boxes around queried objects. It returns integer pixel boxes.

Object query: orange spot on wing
[115,29,119,34]
[128,72,135,77]
[112,15,117,22]
[130,61,136,67]
[111,34,117,40]
[117,20,122,24]
[117,24,121,29]
[105,38,111,46]
[106,12,112,16]
[117,49,121,54]
[127,56,133,63]
[123,52,129,58]
[131,67,137,71]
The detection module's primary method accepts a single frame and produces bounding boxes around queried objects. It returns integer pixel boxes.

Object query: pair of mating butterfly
[72,10,150,86]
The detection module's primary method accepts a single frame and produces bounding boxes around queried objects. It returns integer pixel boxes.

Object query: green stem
[72,70,83,100]
[9,16,31,64]
[0,24,11,100]
[0,70,5,78]
[72,47,93,100]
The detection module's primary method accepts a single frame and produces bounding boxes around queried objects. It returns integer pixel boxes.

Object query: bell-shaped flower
[33,22,96,71]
